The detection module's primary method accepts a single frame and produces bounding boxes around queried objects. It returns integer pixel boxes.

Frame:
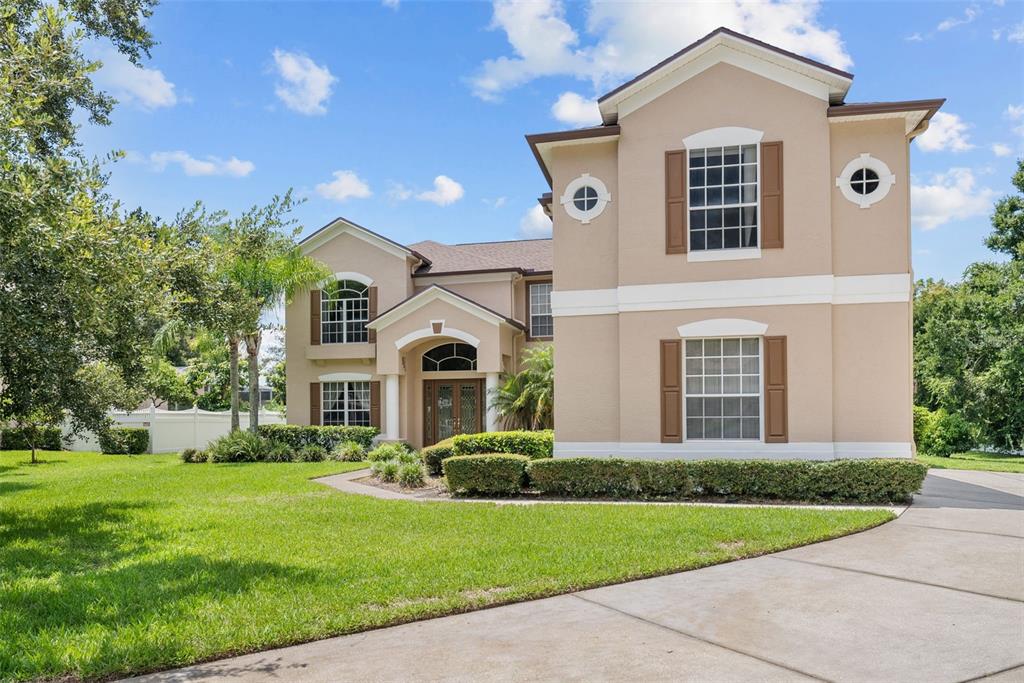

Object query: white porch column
[485,372,499,432]
[385,374,400,440]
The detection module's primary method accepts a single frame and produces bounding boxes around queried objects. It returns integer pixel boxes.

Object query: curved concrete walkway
[131,469,1024,683]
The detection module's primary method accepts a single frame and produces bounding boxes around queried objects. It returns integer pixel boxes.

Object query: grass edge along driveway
[0,451,894,682]
[916,449,1024,474]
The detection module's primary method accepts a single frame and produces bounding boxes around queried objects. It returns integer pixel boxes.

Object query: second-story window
[689,145,758,251]
[322,279,369,343]
[529,282,553,338]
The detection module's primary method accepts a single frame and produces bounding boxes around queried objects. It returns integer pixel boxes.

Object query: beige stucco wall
[415,279,515,319]
[553,314,620,442]
[286,358,385,427]
[305,232,413,309]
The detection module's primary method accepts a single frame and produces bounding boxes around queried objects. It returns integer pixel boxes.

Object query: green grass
[0,451,893,682]
[916,450,1024,473]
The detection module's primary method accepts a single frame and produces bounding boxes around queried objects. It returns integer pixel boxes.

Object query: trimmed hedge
[451,430,553,459]
[421,438,456,476]
[99,427,149,455]
[443,454,530,496]
[1,426,63,451]
[257,424,378,450]
[526,458,927,504]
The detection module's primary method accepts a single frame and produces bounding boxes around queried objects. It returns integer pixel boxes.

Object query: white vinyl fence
[64,406,286,454]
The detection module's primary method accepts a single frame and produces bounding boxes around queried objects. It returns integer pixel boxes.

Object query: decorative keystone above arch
[677,318,769,337]
[682,126,764,149]
[394,326,481,350]
[318,372,372,382]
[319,271,374,288]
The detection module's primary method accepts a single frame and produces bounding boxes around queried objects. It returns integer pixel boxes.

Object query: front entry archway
[423,379,483,446]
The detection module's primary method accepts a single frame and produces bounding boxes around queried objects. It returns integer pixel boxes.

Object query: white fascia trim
[318,271,374,288]
[683,126,764,149]
[318,372,372,382]
[395,326,481,350]
[612,40,845,122]
[677,318,768,337]
[367,287,502,331]
[687,247,761,263]
[301,219,412,262]
[828,110,930,136]
[415,272,515,286]
[551,274,912,317]
[553,441,913,460]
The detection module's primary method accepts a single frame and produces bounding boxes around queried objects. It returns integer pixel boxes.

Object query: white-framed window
[560,174,611,224]
[836,154,895,209]
[688,145,758,251]
[529,282,553,338]
[322,279,368,344]
[422,343,477,371]
[685,337,761,440]
[322,381,371,426]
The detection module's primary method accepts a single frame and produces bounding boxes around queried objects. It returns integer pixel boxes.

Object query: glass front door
[424,379,483,446]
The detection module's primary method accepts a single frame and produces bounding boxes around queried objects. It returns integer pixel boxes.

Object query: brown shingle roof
[409,238,552,276]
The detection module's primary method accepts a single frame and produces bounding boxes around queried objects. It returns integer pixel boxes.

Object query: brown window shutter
[309,382,321,426]
[369,380,381,430]
[761,141,784,249]
[764,336,788,443]
[310,289,321,345]
[665,150,687,254]
[367,286,378,344]
[660,339,683,442]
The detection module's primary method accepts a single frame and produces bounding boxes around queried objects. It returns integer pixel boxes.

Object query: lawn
[0,451,893,682]
[916,450,1024,474]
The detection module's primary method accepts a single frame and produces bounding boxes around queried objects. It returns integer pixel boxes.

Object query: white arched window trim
[318,271,374,288]
[394,326,481,350]
[682,126,764,149]
[318,372,372,382]
[677,318,768,337]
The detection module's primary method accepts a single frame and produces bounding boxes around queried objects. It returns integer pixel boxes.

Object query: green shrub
[367,442,407,462]
[332,440,366,462]
[443,454,529,496]
[421,438,456,476]
[257,424,378,450]
[914,406,975,457]
[452,430,553,459]
[296,444,328,462]
[397,462,426,488]
[396,450,419,465]
[266,442,294,462]
[526,459,690,498]
[527,457,926,504]
[180,448,207,463]
[0,426,63,451]
[372,459,400,483]
[99,427,149,455]
[206,431,270,463]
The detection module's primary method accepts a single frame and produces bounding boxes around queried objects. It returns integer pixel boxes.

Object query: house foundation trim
[552,441,913,460]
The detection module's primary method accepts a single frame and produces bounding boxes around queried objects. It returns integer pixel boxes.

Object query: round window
[836,154,895,209]
[561,174,611,223]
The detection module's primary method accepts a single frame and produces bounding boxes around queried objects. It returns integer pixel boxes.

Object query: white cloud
[905,32,924,42]
[470,0,852,101]
[148,151,254,177]
[416,175,465,206]
[992,143,1013,157]
[1006,104,1024,137]
[482,196,508,208]
[1007,22,1024,42]
[519,204,552,238]
[382,0,400,8]
[916,112,975,152]
[551,91,601,127]
[271,49,336,115]
[937,5,978,31]
[911,168,996,230]
[315,170,372,201]
[387,183,414,201]
[96,49,178,110]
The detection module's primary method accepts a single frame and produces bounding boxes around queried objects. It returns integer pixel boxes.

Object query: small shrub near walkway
[443,454,530,496]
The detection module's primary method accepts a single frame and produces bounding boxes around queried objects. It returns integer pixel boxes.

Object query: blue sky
[80,0,1024,283]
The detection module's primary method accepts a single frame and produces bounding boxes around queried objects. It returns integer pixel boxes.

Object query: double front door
[423,379,483,446]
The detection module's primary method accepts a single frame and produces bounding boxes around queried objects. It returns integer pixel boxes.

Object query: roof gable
[366,285,526,332]
[598,27,853,125]
[299,217,429,265]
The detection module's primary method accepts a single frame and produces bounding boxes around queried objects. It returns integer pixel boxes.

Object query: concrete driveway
[133,469,1024,683]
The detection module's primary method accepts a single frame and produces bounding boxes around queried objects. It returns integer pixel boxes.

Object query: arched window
[322,279,369,343]
[422,343,477,371]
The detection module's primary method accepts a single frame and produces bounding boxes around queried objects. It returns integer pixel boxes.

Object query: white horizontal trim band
[551,274,911,317]
[553,441,913,460]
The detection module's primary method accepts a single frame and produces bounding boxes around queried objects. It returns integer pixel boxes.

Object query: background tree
[263,341,287,410]
[914,159,1024,453]
[490,345,554,430]
[141,358,195,409]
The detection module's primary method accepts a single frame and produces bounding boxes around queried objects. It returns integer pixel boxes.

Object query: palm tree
[490,344,553,430]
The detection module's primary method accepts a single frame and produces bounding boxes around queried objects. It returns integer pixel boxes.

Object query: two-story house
[288,27,942,459]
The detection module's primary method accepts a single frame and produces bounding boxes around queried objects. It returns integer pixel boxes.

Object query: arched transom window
[322,279,369,344]
[422,343,477,371]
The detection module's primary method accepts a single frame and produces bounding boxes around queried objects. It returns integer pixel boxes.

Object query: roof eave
[525,125,622,188]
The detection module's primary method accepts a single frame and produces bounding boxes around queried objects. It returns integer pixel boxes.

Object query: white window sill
[687,247,762,263]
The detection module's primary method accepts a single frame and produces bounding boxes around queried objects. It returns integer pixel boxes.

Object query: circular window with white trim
[561,174,611,224]
[836,154,895,209]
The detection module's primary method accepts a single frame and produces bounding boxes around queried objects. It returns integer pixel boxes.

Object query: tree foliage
[490,345,554,430]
